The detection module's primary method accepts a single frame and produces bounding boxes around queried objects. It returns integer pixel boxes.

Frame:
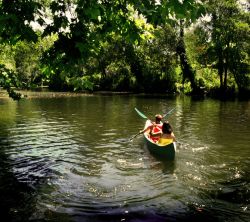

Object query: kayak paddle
[135,107,175,120]
[130,108,148,141]
[129,131,142,141]
[134,107,148,119]
[163,107,176,118]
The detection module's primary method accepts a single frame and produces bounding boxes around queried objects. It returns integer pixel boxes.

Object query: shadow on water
[185,171,250,222]
[71,211,218,222]
[161,160,176,175]
[0,136,35,221]
[0,121,72,222]
[214,176,250,204]
[0,136,74,222]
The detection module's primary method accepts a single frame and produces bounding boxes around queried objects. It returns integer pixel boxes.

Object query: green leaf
[85,7,101,21]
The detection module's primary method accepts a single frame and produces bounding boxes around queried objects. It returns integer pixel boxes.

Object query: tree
[137,24,178,93]
[132,0,205,94]
[0,0,205,98]
[0,0,43,99]
[176,20,199,94]
[202,0,249,94]
[41,0,205,93]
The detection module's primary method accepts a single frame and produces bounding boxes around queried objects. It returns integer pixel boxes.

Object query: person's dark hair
[162,122,172,134]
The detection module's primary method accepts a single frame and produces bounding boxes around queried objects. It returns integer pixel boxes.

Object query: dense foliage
[190,0,250,97]
[0,0,249,99]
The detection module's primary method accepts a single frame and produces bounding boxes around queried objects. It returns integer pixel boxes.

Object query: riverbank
[0,89,173,99]
[0,88,249,101]
[0,90,138,98]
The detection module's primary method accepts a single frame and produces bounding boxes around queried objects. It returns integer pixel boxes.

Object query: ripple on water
[1,96,249,222]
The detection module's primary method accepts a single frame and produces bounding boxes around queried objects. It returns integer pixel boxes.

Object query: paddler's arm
[139,124,153,134]
[150,131,162,137]
[171,132,177,142]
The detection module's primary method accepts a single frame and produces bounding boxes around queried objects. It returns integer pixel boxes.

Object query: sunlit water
[0,93,249,222]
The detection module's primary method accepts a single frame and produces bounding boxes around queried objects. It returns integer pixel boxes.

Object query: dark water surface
[0,94,249,222]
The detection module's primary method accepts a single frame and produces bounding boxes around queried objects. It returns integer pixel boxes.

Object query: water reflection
[0,135,37,221]
[0,95,249,221]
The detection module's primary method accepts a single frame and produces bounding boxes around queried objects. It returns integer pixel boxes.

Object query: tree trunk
[98,58,107,80]
[124,43,143,90]
[176,20,198,93]
[224,66,228,89]
[223,43,230,89]
[217,47,224,90]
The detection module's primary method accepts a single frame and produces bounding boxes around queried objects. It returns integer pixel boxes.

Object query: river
[0,93,249,222]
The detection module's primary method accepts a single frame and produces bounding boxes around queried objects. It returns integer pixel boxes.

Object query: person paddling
[155,122,176,146]
[140,114,163,142]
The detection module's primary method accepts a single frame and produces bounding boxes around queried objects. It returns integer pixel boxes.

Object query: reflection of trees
[217,101,250,142]
[0,130,36,221]
[175,96,221,144]
[175,96,194,141]
[0,99,51,220]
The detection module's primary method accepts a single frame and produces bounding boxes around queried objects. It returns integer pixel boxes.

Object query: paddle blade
[134,108,148,119]
[163,107,176,118]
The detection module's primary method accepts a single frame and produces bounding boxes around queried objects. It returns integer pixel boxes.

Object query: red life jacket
[149,123,162,142]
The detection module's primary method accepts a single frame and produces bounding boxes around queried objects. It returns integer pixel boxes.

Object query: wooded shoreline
[0,1,249,101]
[0,89,249,101]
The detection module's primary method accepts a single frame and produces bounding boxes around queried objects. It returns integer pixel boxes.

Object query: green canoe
[143,120,176,160]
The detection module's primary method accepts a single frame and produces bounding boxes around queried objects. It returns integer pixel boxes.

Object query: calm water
[0,93,249,222]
